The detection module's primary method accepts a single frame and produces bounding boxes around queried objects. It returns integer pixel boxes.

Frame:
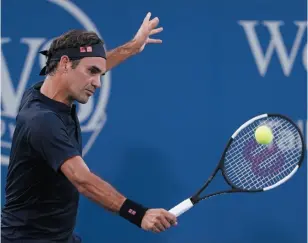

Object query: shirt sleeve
[28,111,81,172]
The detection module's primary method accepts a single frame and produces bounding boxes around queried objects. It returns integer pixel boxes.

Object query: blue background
[1,0,307,242]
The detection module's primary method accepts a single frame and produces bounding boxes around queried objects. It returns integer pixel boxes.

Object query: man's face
[66,57,106,104]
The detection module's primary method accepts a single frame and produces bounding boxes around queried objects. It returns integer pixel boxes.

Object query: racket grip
[168,198,193,217]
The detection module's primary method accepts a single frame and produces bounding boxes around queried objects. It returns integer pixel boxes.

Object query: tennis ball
[255,125,273,145]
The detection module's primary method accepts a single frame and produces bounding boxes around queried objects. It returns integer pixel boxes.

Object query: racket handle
[169,198,193,217]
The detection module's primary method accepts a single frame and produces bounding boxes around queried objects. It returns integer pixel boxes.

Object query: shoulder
[18,81,43,111]
[29,111,65,134]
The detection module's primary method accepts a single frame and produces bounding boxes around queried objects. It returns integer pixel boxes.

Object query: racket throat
[201,189,238,200]
[193,164,222,199]
[190,195,199,205]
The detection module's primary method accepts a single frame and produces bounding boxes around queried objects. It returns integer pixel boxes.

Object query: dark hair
[46,29,104,75]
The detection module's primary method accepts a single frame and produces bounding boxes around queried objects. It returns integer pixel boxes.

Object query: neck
[40,76,72,106]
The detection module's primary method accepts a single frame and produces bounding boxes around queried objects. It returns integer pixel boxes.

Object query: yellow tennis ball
[255,125,273,145]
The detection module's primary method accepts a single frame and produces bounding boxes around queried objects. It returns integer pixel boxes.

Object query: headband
[39,43,107,76]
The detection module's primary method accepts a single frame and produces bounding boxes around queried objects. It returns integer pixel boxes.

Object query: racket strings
[230,134,301,189]
[223,116,302,190]
[227,122,297,164]
[227,156,300,189]
[227,129,300,181]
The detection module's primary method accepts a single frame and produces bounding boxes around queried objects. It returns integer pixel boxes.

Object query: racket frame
[172,113,306,216]
[191,139,260,205]
[191,113,305,204]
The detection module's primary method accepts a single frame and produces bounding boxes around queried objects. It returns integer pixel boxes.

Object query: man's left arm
[106,12,163,71]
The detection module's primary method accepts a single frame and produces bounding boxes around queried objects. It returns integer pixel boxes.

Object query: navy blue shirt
[1,82,83,242]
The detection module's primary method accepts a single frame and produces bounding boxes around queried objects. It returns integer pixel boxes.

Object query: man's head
[43,29,107,104]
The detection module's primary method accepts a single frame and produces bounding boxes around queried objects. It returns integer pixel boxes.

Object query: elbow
[60,156,92,194]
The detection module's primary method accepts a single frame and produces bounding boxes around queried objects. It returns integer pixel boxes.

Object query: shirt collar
[31,81,75,114]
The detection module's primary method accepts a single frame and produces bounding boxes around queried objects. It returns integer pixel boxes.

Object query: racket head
[219,113,305,192]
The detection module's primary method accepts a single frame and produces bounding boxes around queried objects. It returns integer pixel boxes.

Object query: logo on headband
[1,0,111,165]
[80,46,92,52]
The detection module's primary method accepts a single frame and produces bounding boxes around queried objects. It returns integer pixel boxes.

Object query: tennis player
[1,13,177,243]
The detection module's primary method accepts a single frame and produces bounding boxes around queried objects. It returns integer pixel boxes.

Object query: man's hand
[132,12,163,53]
[105,12,163,70]
[141,209,177,233]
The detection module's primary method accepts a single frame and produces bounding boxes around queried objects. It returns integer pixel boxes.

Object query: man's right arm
[29,112,177,231]
[60,155,126,213]
[60,156,178,232]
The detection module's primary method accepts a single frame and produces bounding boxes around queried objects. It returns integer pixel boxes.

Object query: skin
[40,56,106,106]
[39,12,178,233]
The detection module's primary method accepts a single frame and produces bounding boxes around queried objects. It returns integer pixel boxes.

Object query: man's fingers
[150,27,163,36]
[149,17,160,28]
[152,225,161,233]
[170,219,178,226]
[164,212,178,226]
[154,222,165,232]
[143,12,151,23]
[147,38,162,44]
[160,216,171,229]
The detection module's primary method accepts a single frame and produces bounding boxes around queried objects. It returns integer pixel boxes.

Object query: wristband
[119,199,148,227]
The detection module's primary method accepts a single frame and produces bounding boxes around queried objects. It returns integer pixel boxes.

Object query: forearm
[106,39,139,71]
[61,156,148,227]
[77,171,148,227]
[78,172,126,213]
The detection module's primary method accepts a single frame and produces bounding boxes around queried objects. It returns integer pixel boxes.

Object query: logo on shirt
[1,0,110,165]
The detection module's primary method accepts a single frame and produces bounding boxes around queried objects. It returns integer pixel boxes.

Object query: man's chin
[76,97,89,104]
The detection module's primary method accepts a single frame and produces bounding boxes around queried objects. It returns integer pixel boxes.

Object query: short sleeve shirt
[1,81,83,242]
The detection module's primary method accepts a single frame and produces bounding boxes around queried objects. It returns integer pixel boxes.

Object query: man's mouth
[85,89,94,95]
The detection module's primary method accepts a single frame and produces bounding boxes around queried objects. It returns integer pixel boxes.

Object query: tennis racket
[169,113,305,217]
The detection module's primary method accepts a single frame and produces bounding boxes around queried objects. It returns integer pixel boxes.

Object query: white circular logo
[1,0,111,165]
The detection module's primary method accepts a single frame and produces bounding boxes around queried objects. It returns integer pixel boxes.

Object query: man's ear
[59,55,70,73]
